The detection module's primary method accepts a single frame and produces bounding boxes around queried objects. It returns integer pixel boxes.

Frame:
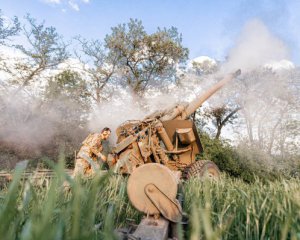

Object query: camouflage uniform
[73,133,105,177]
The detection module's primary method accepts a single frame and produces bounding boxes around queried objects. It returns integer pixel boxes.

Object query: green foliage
[105,18,189,94]
[1,161,300,239]
[191,58,218,75]
[75,37,117,103]
[199,133,243,177]
[184,177,300,240]
[45,69,91,124]
[0,9,20,44]
[0,158,141,239]
[16,15,68,69]
[198,132,297,182]
[42,70,91,166]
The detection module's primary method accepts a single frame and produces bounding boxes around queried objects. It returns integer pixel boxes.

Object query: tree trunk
[214,107,241,140]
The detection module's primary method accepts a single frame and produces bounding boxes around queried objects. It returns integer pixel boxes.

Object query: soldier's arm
[89,145,104,159]
[90,135,107,161]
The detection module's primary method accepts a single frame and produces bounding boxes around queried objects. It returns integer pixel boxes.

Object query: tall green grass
[1,160,300,239]
[0,158,141,240]
[184,176,300,240]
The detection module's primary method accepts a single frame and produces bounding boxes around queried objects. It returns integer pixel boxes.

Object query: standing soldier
[73,127,111,177]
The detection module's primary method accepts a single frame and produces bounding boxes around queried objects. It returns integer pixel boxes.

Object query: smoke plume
[222,19,290,73]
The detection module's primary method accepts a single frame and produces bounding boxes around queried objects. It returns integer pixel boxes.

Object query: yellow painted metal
[145,183,182,222]
[127,163,178,216]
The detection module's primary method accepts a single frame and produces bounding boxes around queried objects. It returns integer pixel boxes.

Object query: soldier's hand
[98,153,107,162]
[95,162,100,170]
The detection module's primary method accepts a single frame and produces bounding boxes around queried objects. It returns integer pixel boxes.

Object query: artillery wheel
[184,160,220,180]
[127,163,178,215]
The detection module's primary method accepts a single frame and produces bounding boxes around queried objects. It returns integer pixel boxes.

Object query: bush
[198,132,293,182]
[199,133,241,177]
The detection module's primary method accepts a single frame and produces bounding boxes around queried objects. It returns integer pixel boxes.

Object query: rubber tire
[184,160,220,180]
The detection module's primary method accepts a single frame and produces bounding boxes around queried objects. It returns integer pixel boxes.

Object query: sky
[1,0,300,64]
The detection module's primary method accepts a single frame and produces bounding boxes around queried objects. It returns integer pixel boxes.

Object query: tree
[75,37,118,104]
[191,57,218,75]
[105,19,188,96]
[44,69,91,125]
[0,15,69,141]
[204,105,241,139]
[0,15,71,165]
[235,68,299,156]
[189,59,241,139]
[1,15,68,95]
[0,9,20,44]
[0,10,20,100]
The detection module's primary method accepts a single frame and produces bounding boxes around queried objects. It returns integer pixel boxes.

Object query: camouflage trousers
[73,158,100,177]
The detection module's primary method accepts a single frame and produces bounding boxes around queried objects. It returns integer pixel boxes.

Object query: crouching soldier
[73,127,111,177]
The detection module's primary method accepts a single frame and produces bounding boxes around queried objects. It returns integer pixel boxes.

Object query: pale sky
[1,0,300,64]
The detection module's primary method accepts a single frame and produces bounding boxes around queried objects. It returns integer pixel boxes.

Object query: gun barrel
[182,69,241,119]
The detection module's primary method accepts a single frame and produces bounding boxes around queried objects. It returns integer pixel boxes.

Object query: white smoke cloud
[222,19,290,73]
[87,71,224,144]
[88,90,147,142]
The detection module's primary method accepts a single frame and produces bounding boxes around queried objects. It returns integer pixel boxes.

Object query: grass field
[0,160,300,240]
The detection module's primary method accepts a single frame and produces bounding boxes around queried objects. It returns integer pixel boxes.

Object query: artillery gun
[111,70,241,239]
[109,69,241,177]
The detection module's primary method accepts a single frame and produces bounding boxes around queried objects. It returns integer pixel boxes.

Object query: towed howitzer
[111,70,241,238]
[108,69,241,176]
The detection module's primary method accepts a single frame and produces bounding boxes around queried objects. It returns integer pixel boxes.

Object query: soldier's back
[82,133,98,145]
